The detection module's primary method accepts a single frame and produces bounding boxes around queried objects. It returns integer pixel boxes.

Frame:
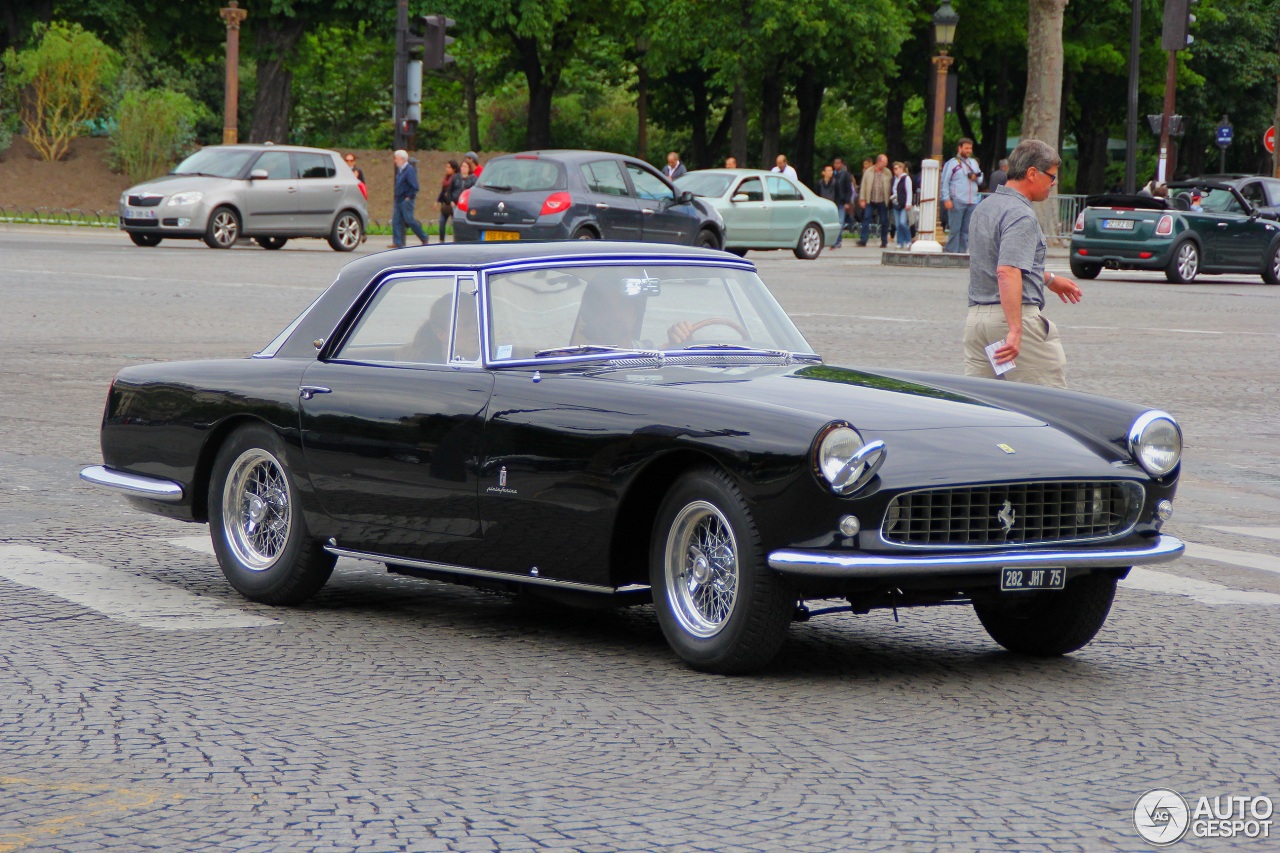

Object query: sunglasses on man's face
[1034,167,1057,184]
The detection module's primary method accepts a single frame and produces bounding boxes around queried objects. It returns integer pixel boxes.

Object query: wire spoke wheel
[664,500,740,638]
[222,449,291,571]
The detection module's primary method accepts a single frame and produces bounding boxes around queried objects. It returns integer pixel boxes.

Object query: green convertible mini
[1070,180,1280,284]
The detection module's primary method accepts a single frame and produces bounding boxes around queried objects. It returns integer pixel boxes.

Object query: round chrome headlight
[1128,410,1181,477]
[814,424,887,495]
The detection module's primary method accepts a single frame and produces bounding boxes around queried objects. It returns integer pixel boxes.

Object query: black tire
[328,210,363,252]
[1069,259,1101,279]
[793,223,823,259]
[256,236,288,250]
[695,228,721,250]
[571,226,599,240]
[1164,240,1199,283]
[973,572,1118,656]
[204,205,241,249]
[128,232,162,247]
[208,424,335,605]
[1262,242,1280,285]
[724,247,749,257]
[650,468,794,673]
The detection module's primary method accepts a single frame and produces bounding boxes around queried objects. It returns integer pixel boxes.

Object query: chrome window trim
[254,288,331,358]
[329,271,461,366]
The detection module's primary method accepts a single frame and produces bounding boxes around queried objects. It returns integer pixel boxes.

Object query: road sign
[1216,124,1233,148]
[1266,126,1276,154]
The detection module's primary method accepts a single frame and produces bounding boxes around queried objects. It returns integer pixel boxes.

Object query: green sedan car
[676,169,841,260]
[1070,181,1280,284]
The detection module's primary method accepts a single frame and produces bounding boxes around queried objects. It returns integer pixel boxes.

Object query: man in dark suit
[391,149,429,248]
[832,157,854,248]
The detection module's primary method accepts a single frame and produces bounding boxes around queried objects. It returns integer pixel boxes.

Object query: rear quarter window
[479,159,566,192]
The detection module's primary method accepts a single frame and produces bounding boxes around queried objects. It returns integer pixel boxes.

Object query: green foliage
[109,88,199,182]
[289,22,395,149]
[2,21,121,161]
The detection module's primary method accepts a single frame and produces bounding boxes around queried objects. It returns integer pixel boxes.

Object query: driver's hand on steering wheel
[666,321,696,347]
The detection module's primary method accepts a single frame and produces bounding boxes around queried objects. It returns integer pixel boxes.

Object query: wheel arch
[190,414,283,522]
[332,205,367,229]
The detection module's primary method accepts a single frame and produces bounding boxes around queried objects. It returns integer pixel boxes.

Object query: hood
[125,173,239,198]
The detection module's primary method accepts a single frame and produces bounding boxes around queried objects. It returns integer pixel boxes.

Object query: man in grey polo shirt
[963,139,1082,388]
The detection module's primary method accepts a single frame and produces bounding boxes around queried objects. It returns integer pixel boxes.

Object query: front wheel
[208,425,335,605]
[650,468,793,673]
[1165,240,1199,283]
[793,223,823,259]
[1262,242,1280,285]
[328,210,363,251]
[695,228,721,250]
[1069,258,1101,279]
[129,232,162,247]
[256,236,288,250]
[204,206,241,249]
[972,572,1118,656]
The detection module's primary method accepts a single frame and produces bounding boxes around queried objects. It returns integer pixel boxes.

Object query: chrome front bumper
[768,535,1184,579]
[79,465,184,502]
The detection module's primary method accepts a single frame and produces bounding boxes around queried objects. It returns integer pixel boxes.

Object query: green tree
[110,88,199,182]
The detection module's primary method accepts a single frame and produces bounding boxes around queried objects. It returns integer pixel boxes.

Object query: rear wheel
[1165,240,1199,283]
[1262,242,1280,285]
[1069,258,1101,279]
[973,573,1118,656]
[208,425,335,605]
[650,468,794,673]
[695,228,721,250]
[204,206,240,249]
[571,226,599,240]
[128,232,162,247]
[793,223,823,259]
[256,236,288,250]
[328,210,363,252]
[724,247,749,257]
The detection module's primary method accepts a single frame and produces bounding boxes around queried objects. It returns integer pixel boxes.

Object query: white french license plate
[1000,567,1066,591]
[126,207,157,219]
[1101,219,1134,230]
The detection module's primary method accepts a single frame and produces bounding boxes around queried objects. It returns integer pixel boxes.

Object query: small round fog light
[838,515,860,537]
[1155,499,1173,522]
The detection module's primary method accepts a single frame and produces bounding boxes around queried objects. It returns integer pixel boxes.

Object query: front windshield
[173,147,258,178]
[1169,186,1243,214]
[486,263,814,361]
[676,173,734,198]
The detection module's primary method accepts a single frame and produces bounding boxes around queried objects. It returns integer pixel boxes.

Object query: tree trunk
[464,68,480,152]
[731,81,748,166]
[636,44,649,160]
[792,67,824,186]
[512,30,572,149]
[1022,0,1068,242]
[706,106,732,168]
[760,72,782,170]
[248,17,306,144]
[689,76,709,169]
[885,94,905,162]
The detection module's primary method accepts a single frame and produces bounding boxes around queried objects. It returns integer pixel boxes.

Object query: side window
[452,280,480,363]
[767,176,802,201]
[735,178,764,202]
[336,276,458,364]
[297,152,336,179]
[1265,181,1280,207]
[626,164,674,202]
[254,151,294,180]
[580,160,630,197]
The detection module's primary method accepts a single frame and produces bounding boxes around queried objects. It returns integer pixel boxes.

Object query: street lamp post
[219,1,248,145]
[912,1,958,254]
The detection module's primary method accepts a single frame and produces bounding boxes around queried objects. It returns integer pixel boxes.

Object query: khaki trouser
[963,303,1067,388]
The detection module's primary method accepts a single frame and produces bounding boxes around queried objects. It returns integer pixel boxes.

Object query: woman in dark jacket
[434,160,459,243]
[454,159,477,200]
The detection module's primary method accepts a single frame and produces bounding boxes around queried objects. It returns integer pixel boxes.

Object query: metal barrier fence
[0,205,392,234]
[1054,194,1087,239]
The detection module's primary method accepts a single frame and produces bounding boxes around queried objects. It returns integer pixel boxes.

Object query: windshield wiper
[533,344,636,358]
[483,184,513,193]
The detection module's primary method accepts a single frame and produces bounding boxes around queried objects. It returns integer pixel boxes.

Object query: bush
[110,88,198,182]
[2,21,121,162]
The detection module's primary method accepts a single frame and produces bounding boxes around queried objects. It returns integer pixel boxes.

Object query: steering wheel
[685,317,749,339]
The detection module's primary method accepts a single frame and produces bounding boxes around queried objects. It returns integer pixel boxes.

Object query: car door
[726,177,771,245]
[298,274,493,552]
[765,175,808,242]
[293,151,341,233]
[241,150,299,234]
[625,163,693,244]
[1207,191,1269,269]
[579,159,642,240]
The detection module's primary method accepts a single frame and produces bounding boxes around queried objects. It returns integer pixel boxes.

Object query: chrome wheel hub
[664,500,739,638]
[337,215,360,248]
[222,449,290,571]
[802,227,821,255]
[1178,244,1197,279]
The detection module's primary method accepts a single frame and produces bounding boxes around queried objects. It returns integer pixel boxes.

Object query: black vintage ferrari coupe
[82,243,1185,673]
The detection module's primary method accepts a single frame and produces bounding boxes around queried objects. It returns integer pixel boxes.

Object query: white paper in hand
[985,340,1015,376]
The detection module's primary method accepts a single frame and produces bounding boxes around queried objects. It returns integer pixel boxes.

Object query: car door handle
[299,386,331,400]
[642,208,654,215]
[288,187,298,193]
[595,203,610,210]
[1217,222,1228,227]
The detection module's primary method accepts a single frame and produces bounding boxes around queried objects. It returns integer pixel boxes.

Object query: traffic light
[1161,0,1196,51]
[422,15,455,70]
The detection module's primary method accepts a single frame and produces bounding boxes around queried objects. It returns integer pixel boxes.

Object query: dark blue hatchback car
[452,150,726,249]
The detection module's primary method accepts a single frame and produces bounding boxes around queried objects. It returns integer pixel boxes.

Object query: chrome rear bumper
[79,465,184,502]
[768,535,1184,579]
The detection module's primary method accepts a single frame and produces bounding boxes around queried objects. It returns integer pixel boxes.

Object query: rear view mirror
[732,193,749,203]
[676,190,695,205]
[249,169,268,181]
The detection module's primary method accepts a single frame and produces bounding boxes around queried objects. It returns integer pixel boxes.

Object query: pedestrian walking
[890,161,914,249]
[434,159,459,244]
[455,159,477,195]
[663,151,686,180]
[390,149,429,248]
[988,158,1009,193]
[817,164,838,206]
[343,153,367,200]
[941,137,983,253]
[831,157,853,247]
[464,151,484,177]
[962,139,1081,388]
[771,154,798,180]
[858,154,892,248]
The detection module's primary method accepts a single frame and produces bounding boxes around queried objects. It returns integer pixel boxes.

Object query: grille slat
[883,481,1142,548]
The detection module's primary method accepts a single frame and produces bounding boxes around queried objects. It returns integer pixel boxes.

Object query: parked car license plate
[1101,219,1134,230]
[482,230,520,241]
[126,207,157,220]
[1000,567,1066,591]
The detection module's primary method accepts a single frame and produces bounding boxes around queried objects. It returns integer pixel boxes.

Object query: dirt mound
[0,136,506,226]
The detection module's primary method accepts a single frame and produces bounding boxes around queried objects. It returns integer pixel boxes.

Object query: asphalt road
[1,226,1278,852]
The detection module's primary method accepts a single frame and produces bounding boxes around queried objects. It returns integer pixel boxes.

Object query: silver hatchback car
[119,144,368,251]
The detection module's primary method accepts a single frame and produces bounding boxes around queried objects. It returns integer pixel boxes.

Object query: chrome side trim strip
[79,465,185,502]
[324,545,650,596]
[768,534,1184,579]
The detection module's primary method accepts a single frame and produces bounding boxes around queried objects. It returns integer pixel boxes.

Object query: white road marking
[170,536,216,556]
[0,545,278,629]
[1122,568,1280,607]
[1183,542,1280,577]
[1206,526,1280,543]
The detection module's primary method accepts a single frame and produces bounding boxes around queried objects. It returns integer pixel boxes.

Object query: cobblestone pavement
[2,227,1278,851]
